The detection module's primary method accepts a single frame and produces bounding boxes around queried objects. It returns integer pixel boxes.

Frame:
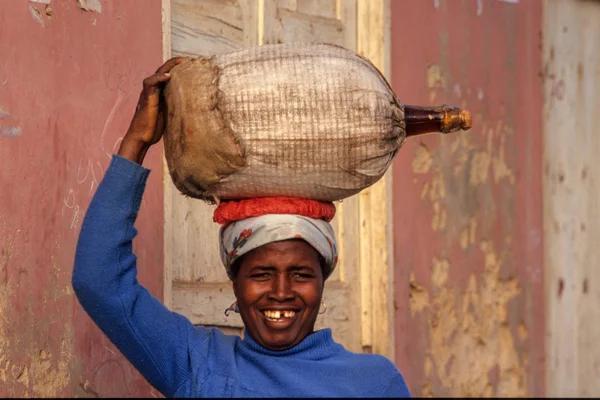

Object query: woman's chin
[257,330,303,351]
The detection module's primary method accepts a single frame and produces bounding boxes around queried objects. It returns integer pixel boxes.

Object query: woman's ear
[232,279,238,298]
[319,255,327,288]
[231,257,243,299]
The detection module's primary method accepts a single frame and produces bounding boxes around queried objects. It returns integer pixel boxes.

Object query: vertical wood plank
[296,0,337,18]
[162,0,173,309]
[166,0,261,306]
[543,0,600,396]
[356,0,393,359]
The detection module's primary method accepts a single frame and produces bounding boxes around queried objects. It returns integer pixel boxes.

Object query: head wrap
[219,214,338,280]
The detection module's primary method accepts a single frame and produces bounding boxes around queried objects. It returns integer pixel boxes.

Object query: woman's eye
[293,273,314,279]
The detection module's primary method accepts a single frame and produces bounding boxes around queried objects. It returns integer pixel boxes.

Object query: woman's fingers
[140,72,171,108]
[132,57,189,127]
[142,57,187,95]
[118,57,190,164]
[143,72,170,89]
[156,56,188,74]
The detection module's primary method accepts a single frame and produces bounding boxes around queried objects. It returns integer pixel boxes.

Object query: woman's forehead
[242,240,321,264]
[256,240,315,255]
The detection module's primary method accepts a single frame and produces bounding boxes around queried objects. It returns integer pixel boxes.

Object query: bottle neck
[404,105,472,137]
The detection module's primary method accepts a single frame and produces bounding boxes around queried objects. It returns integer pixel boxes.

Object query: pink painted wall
[391,0,544,397]
[0,1,164,396]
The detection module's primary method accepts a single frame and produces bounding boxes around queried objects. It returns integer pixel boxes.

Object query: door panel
[164,0,391,356]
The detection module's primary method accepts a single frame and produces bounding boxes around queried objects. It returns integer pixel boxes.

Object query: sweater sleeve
[72,154,200,397]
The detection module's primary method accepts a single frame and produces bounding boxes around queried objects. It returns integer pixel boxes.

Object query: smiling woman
[233,240,324,351]
[72,57,411,398]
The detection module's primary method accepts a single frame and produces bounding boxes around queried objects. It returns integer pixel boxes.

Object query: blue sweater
[72,155,411,398]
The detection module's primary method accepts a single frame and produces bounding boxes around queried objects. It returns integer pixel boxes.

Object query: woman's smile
[232,240,325,351]
[261,308,299,329]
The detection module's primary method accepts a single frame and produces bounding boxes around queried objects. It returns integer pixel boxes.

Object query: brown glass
[404,105,472,137]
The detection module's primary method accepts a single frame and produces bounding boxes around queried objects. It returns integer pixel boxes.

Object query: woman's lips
[261,309,298,329]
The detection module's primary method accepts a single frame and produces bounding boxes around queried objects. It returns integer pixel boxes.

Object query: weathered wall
[543,0,600,397]
[391,0,544,397]
[0,1,164,396]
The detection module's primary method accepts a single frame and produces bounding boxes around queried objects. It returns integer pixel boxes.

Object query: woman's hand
[118,56,188,164]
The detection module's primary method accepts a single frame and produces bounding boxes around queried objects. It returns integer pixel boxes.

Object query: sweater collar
[241,328,342,359]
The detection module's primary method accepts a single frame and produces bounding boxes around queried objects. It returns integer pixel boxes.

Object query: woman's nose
[269,274,294,301]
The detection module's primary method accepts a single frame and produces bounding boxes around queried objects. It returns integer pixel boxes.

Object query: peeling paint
[492,127,516,184]
[0,220,15,392]
[477,88,484,101]
[413,148,446,225]
[470,151,491,187]
[431,257,449,288]
[426,172,447,232]
[427,64,446,103]
[29,337,72,397]
[0,220,75,397]
[451,133,476,176]
[476,0,483,16]
[28,3,44,27]
[409,273,430,317]
[453,83,462,98]
[410,102,519,302]
[518,322,528,341]
[421,182,430,200]
[413,123,515,236]
[466,122,515,187]
[411,241,526,397]
[2,1,165,396]
[0,126,23,138]
[431,200,447,231]
[76,0,101,13]
[0,106,22,137]
[412,144,433,174]
[427,64,446,90]
[428,174,446,202]
[459,218,478,250]
[392,1,544,397]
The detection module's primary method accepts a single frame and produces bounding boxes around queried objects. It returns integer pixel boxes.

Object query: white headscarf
[219,214,338,280]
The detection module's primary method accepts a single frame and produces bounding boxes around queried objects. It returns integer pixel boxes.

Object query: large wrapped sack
[163,43,469,203]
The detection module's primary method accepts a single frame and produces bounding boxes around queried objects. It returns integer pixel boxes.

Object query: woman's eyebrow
[248,265,316,272]
[287,265,317,272]
[248,266,276,272]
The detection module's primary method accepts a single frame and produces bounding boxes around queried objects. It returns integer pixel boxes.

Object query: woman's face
[232,239,324,351]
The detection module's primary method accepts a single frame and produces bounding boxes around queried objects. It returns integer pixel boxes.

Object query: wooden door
[162,0,394,357]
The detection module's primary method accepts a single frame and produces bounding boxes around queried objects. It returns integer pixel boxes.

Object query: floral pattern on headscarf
[219,214,338,280]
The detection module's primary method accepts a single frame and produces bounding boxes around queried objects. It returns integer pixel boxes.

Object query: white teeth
[264,310,296,319]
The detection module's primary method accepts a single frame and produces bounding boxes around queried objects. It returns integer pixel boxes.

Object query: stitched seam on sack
[213,66,244,161]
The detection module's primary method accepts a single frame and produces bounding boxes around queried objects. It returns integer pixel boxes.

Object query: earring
[319,300,327,314]
[224,300,240,316]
